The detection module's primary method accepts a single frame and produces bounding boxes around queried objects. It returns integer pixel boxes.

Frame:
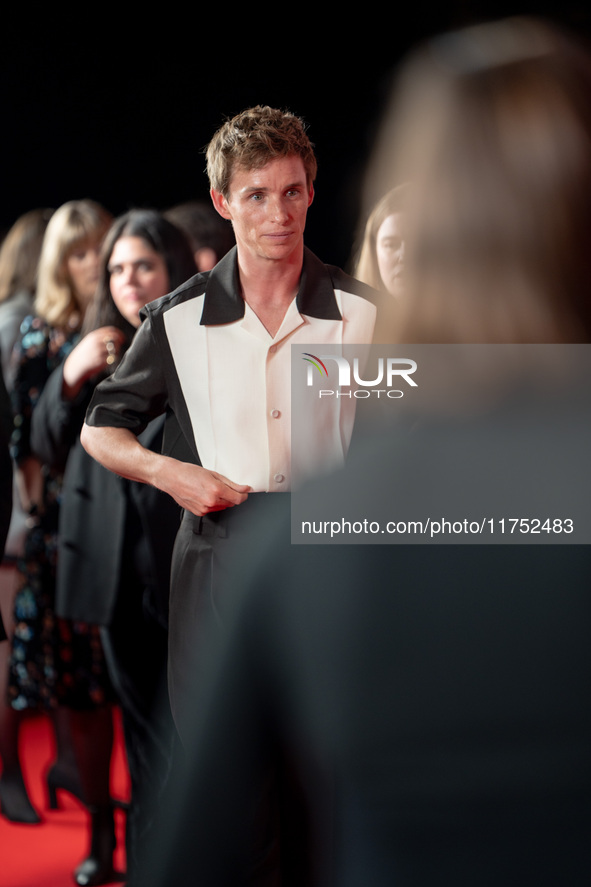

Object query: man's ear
[211,188,232,221]
[308,184,315,208]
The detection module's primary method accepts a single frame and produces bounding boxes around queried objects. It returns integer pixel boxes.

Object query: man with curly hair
[82,105,377,726]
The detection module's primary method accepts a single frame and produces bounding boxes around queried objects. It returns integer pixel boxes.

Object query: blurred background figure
[31,208,196,883]
[0,208,54,389]
[2,200,120,883]
[0,370,13,643]
[133,16,591,887]
[164,198,235,271]
[352,183,408,299]
[0,209,54,802]
[351,183,409,342]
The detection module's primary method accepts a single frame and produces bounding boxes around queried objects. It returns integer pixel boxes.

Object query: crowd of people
[0,197,234,883]
[1,12,591,887]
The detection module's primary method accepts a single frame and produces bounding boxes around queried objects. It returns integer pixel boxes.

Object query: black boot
[73,804,125,886]
[0,771,41,823]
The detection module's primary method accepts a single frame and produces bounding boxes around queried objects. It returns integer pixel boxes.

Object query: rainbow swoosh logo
[302,353,329,377]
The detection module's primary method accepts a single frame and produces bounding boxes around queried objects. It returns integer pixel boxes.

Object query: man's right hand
[160,461,251,515]
[80,423,250,516]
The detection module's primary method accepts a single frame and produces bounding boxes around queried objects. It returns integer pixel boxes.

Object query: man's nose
[269,197,289,221]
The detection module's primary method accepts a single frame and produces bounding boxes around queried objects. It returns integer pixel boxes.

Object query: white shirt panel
[163,289,376,491]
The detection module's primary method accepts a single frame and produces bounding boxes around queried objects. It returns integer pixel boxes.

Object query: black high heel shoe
[73,805,125,886]
[46,762,85,809]
[0,773,42,824]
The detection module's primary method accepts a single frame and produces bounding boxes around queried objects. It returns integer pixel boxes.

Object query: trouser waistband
[182,493,290,537]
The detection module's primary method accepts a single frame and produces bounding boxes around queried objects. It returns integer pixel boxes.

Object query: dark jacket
[31,363,181,627]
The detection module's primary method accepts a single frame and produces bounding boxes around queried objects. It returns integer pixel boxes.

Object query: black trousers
[100,516,178,882]
[165,494,312,886]
[167,494,289,736]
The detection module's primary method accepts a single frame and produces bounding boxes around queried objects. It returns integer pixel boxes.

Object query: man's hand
[158,460,251,515]
[80,423,250,516]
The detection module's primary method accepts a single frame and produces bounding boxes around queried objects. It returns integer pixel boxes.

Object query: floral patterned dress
[7,314,114,711]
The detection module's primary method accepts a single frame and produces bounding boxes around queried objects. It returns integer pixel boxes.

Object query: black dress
[0,366,13,641]
[7,314,113,711]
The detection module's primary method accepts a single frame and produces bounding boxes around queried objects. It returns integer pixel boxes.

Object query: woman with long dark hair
[32,208,196,884]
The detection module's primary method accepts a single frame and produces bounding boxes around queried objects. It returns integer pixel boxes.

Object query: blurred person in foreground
[132,17,591,887]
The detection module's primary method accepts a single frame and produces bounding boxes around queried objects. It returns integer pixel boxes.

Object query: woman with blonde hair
[353,183,409,299]
[33,200,111,330]
[352,183,409,343]
[2,200,118,871]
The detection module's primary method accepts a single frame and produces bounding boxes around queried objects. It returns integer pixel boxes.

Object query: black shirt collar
[200,246,342,325]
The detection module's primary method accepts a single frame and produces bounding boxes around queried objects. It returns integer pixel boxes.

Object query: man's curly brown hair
[206,105,317,198]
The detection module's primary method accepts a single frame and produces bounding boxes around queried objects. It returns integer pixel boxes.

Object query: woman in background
[32,209,196,884]
[0,208,54,824]
[0,208,54,387]
[4,200,116,863]
[353,184,408,299]
[0,370,13,641]
[352,184,408,342]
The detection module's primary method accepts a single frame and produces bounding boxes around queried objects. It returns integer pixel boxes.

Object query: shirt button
[270,409,281,418]
[274,474,285,484]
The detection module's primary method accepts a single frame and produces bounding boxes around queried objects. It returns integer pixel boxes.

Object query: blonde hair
[367,17,591,344]
[35,199,112,328]
[0,208,54,304]
[353,184,409,292]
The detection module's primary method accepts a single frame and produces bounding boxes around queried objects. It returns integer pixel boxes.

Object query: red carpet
[0,710,129,887]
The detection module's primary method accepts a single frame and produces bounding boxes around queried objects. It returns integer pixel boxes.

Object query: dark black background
[2,2,590,271]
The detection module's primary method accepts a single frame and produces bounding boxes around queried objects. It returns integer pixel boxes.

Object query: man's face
[211,155,314,264]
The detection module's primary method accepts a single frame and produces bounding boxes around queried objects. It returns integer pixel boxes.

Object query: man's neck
[237,246,304,337]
